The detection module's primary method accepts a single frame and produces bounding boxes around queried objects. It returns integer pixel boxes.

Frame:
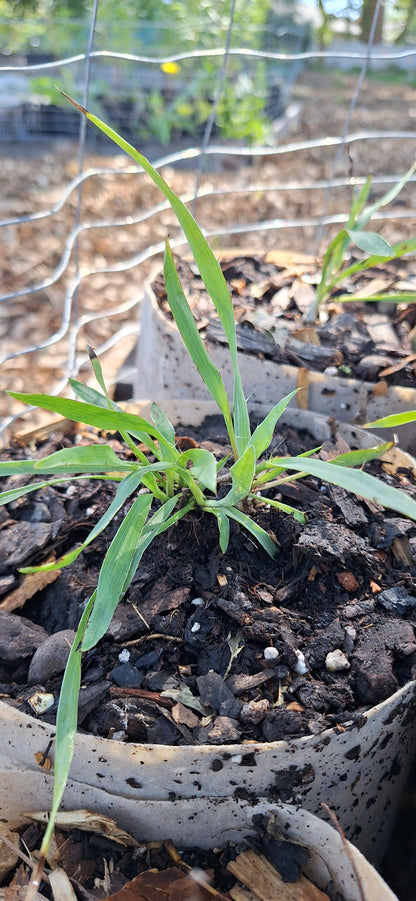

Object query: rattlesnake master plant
[2,99,416,861]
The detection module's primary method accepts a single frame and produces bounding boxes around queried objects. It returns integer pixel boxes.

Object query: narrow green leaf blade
[151,402,175,445]
[62,95,250,455]
[209,508,230,553]
[218,444,256,506]
[226,506,278,557]
[40,591,96,856]
[328,442,393,467]
[0,475,78,506]
[255,495,307,523]
[7,391,170,449]
[249,390,298,458]
[82,494,152,650]
[163,243,231,424]
[364,411,416,429]
[33,444,135,474]
[357,159,416,228]
[273,455,416,520]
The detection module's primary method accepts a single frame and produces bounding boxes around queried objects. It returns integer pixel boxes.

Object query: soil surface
[2,68,416,431]
[1,416,415,746]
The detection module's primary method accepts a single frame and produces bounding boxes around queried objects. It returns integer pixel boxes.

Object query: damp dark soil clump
[0,414,416,747]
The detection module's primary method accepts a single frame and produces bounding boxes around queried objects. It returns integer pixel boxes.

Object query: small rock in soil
[0,610,47,662]
[110,662,144,688]
[325,649,350,672]
[195,715,242,744]
[240,699,269,724]
[196,672,235,710]
[296,520,372,562]
[261,707,304,741]
[28,629,75,684]
[0,521,55,573]
[377,586,416,616]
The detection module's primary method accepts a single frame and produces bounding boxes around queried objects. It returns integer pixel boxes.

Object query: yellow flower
[161,61,181,75]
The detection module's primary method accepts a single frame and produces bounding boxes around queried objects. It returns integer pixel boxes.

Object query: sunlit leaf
[347,228,392,257]
[364,410,416,429]
[273,455,416,520]
[178,447,217,494]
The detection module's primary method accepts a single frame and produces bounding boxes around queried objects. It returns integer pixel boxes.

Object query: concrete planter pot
[0,404,415,874]
[126,252,416,453]
[0,786,399,901]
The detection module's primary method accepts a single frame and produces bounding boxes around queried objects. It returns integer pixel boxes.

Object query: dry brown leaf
[0,864,45,901]
[227,850,330,901]
[24,811,138,847]
[371,380,388,397]
[0,564,59,613]
[49,869,77,901]
[171,701,200,729]
[379,353,416,377]
[296,368,310,409]
[0,828,19,882]
[101,867,217,901]
[292,327,321,346]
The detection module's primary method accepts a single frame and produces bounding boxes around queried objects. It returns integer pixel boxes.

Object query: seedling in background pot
[2,97,416,870]
[305,160,416,322]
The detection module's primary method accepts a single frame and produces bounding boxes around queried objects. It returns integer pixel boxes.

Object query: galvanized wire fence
[1,0,416,437]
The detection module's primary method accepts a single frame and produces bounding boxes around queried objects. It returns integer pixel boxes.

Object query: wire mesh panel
[0,0,415,436]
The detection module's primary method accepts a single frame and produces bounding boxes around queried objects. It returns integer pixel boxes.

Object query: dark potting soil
[152,253,416,388]
[0,414,415,750]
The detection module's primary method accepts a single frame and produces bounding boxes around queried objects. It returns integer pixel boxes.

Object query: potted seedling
[0,100,415,885]
[133,165,416,452]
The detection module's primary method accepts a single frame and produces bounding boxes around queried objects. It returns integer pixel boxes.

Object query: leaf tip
[60,90,87,115]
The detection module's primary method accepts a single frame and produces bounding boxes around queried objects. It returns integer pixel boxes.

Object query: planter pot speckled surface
[0,404,415,871]
[0,788,399,900]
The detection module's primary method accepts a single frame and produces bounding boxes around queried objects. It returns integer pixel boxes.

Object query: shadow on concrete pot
[0,405,415,872]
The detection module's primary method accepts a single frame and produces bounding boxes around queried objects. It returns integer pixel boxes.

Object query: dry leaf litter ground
[1,68,416,430]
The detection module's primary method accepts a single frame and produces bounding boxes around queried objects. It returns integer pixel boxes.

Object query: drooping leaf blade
[364,411,416,429]
[82,493,153,650]
[273,455,416,520]
[62,94,250,455]
[40,591,96,856]
[226,506,278,557]
[33,444,135,474]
